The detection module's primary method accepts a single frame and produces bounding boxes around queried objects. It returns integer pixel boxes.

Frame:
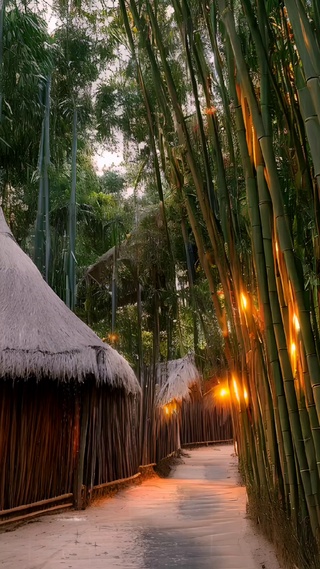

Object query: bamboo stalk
[68,107,77,310]
[74,389,89,510]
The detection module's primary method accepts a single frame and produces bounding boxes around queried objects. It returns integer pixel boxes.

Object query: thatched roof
[86,205,166,286]
[86,245,135,287]
[156,354,201,406]
[0,209,140,394]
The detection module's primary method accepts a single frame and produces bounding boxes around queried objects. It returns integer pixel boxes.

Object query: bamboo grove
[117,0,320,563]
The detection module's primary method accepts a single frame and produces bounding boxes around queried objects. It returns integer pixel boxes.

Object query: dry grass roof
[86,205,165,286]
[0,209,140,394]
[156,354,201,406]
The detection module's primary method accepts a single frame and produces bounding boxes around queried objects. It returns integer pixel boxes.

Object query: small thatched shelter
[85,205,171,315]
[140,355,201,465]
[0,210,140,520]
[154,354,232,446]
[156,353,201,408]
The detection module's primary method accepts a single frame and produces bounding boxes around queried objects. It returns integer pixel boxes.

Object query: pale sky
[42,0,125,173]
[93,148,123,175]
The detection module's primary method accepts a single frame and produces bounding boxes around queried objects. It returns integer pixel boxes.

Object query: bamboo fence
[139,365,233,464]
[181,388,233,445]
[0,370,232,523]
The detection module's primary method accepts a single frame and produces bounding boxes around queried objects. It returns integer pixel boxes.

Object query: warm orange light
[293,313,300,332]
[204,106,217,115]
[213,382,230,401]
[290,341,297,372]
[241,293,248,311]
[164,405,170,416]
[275,241,279,255]
[107,333,119,344]
[233,378,240,402]
[244,388,248,402]
[217,288,225,300]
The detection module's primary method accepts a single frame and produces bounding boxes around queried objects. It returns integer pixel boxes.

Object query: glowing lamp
[233,378,240,403]
[220,388,229,398]
[107,333,119,344]
[290,341,297,372]
[241,293,248,311]
[293,314,300,332]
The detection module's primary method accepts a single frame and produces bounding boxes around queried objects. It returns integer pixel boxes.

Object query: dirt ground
[0,445,281,569]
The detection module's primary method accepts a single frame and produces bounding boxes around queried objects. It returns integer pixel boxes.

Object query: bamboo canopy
[156,353,201,406]
[0,208,139,394]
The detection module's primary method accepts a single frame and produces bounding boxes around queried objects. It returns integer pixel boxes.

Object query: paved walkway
[0,445,281,568]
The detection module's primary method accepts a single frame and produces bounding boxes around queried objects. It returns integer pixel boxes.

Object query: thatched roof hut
[0,209,140,519]
[156,353,201,407]
[140,355,201,464]
[86,205,163,285]
[0,209,139,394]
[85,205,170,313]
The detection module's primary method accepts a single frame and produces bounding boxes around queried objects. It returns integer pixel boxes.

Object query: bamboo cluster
[119,0,320,561]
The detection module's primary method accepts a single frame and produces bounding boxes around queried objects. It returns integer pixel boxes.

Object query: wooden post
[74,389,89,509]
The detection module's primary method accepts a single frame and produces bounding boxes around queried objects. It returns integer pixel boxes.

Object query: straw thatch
[156,354,201,406]
[86,238,140,287]
[0,209,139,394]
[86,205,166,286]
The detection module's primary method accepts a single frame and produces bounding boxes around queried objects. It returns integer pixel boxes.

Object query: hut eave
[0,345,140,394]
[0,209,140,396]
[156,354,201,407]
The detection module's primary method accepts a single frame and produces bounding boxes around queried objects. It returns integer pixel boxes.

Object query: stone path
[0,445,281,568]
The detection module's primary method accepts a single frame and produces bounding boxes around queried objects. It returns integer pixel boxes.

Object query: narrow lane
[0,445,281,569]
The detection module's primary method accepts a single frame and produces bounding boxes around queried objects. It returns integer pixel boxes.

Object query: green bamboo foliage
[227,62,295,511]
[121,0,320,559]
[284,0,320,124]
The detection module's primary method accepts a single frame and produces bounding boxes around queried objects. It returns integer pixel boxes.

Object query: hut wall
[139,367,181,465]
[154,409,180,463]
[0,379,77,511]
[0,379,140,514]
[1,372,232,517]
[83,385,140,491]
[181,392,233,445]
